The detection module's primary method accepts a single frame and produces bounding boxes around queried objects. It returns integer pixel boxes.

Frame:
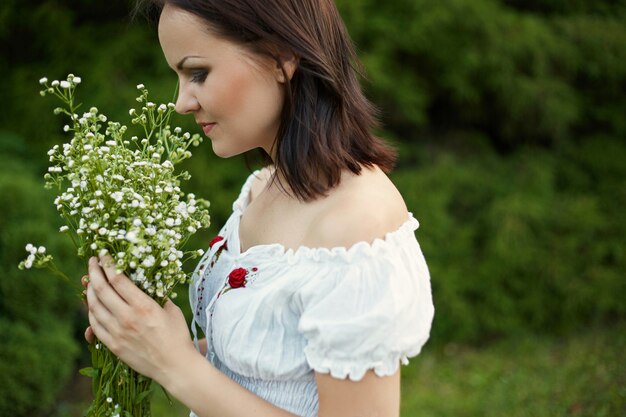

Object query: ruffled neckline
[229,170,420,263]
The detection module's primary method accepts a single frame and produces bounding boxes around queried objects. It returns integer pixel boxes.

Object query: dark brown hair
[136,0,397,201]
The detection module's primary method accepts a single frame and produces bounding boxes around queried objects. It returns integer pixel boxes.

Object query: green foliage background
[0,0,624,415]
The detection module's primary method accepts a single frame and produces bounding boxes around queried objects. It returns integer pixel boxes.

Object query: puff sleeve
[294,220,434,381]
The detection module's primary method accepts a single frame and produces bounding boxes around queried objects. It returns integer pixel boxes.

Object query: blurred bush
[0,133,83,415]
[393,135,626,344]
[336,0,626,149]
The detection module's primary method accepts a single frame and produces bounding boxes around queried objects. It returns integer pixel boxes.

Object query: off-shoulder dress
[189,171,435,417]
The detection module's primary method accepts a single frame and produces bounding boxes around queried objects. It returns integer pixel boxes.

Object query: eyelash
[190,70,208,83]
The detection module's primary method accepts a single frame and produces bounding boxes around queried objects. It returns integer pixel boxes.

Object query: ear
[274,52,299,84]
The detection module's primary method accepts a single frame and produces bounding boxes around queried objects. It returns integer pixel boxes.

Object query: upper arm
[315,369,401,417]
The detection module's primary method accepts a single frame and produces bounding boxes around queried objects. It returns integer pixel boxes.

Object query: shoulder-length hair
[136,0,397,201]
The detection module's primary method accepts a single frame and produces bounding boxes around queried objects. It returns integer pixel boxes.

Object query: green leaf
[134,387,154,404]
[79,366,98,378]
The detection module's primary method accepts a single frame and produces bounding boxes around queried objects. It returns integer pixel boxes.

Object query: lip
[199,122,217,136]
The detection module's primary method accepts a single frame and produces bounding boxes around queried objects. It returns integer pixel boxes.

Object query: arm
[86,256,399,417]
[316,371,400,417]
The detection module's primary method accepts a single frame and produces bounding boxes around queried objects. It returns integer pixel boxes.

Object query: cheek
[210,66,283,127]
[207,68,253,120]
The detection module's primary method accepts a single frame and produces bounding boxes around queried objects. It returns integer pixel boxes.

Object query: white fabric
[189,171,434,417]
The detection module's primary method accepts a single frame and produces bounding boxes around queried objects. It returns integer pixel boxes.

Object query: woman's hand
[85,255,196,382]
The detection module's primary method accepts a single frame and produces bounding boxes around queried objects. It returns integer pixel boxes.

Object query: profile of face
[158,4,290,158]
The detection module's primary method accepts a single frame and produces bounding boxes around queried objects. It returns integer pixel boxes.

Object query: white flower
[24,259,33,269]
[51,80,59,86]
[74,77,81,84]
[39,77,48,85]
[59,225,69,232]
[37,246,46,254]
[60,81,71,89]
[25,243,35,253]
[136,84,145,89]
[126,231,138,243]
[142,255,155,268]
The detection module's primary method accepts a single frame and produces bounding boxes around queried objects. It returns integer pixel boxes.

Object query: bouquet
[19,74,210,416]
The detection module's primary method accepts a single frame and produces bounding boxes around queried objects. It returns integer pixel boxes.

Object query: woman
[84,1,434,416]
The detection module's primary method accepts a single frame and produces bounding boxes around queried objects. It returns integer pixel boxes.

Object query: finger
[88,257,129,316]
[84,326,94,344]
[163,298,176,312]
[88,309,112,344]
[98,255,145,306]
[86,282,117,330]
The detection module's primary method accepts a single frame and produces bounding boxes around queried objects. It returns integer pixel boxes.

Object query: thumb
[163,298,178,312]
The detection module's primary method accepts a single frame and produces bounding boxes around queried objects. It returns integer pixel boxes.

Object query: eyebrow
[176,55,203,70]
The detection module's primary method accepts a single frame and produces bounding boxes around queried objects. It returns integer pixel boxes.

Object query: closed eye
[190,69,208,83]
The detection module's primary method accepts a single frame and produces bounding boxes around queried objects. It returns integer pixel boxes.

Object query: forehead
[159,6,209,47]
[157,5,277,75]
[158,5,230,64]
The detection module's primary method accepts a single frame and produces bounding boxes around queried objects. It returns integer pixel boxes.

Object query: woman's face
[158,4,286,158]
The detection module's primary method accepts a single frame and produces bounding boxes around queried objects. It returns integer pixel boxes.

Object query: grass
[400,323,626,417]
[54,323,626,417]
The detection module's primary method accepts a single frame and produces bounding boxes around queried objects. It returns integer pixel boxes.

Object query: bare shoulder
[305,166,409,249]
[248,166,274,202]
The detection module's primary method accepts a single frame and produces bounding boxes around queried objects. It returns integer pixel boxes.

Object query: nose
[175,84,200,114]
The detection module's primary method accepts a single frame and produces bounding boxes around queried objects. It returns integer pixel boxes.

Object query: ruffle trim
[304,345,426,382]
[231,171,422,264]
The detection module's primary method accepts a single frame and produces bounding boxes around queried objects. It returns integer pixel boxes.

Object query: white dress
[189,171,434,417]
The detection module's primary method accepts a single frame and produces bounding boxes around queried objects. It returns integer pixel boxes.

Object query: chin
[211,143,244,159]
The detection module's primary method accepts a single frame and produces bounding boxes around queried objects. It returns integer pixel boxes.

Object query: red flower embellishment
[217,266,260,298]
[228,267,248,289]
[209,236,226,249]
